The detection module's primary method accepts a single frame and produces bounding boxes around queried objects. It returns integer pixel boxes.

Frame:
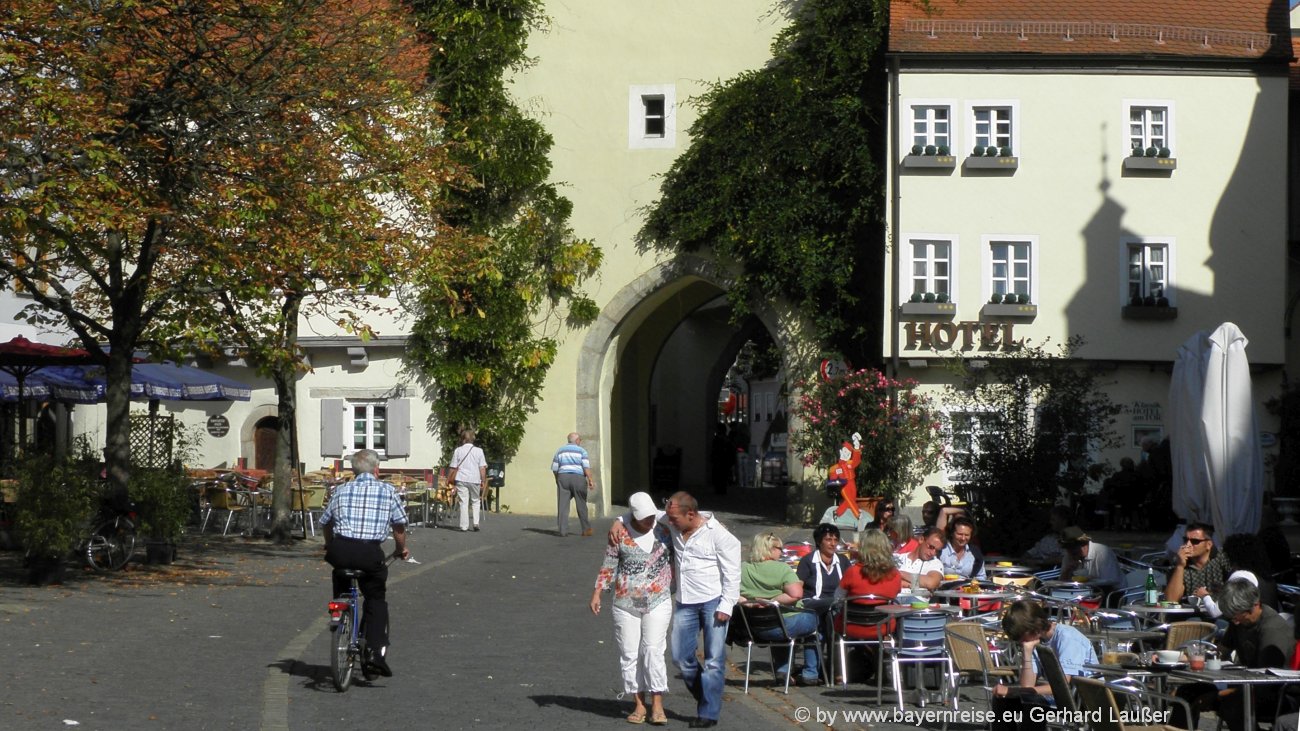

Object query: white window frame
[964,99,1020,155]
[1119,236,1176,306]
[904,98,957,152]
[1123,99,1175,155]
[628,84,676,149]
[981,235,1039,304]
[903,234,959,302]
[945,409,1000,481]
[346,400,388,457]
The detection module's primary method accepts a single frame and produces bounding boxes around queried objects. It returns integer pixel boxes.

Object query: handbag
[446,450,470,484]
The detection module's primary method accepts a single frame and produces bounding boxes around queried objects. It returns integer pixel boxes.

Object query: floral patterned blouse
[594,521,674,613]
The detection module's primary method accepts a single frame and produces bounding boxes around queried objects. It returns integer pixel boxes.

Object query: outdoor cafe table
[930,588,1016,616]
[1084,661,1176,695]
[1167,666,1300,731]
[1121,603,1197,620]
[984,563,1035,578]
[1079,628,1168,654]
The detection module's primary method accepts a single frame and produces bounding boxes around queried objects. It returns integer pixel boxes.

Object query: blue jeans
[754,610,820,681]
[671,598,729,721]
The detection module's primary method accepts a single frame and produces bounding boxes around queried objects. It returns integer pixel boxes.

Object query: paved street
[0,506,1188,730]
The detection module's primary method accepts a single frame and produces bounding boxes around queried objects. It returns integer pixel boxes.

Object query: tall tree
[405,0,601,462]
[0,0,468,500]
[639,0,893,367]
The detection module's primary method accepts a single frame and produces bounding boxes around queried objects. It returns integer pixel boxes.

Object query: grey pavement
[0,504,1189,730]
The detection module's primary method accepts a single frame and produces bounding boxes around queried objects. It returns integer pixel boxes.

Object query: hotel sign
[903,321,1019,352]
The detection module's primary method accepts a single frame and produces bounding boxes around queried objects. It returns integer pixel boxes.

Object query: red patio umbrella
[0,336,99,449]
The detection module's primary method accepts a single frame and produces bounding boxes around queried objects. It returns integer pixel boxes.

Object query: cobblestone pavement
[0,505,1202,730]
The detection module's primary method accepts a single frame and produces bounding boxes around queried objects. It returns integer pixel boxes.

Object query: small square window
[910,240,951,298]
[911,105,950,149]
[1128,242,1169,300]
[973,107,1012,150]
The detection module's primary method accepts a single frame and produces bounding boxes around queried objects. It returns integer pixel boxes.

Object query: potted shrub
[132,467,190,564]
[989,293,1004,304]
[999,146,1013,157]
[924,145,937,156]
[972,145,985,157]
[922,292,936,303]
[935,292,950,303]
[13,456,97,585]
[909,292,923,303]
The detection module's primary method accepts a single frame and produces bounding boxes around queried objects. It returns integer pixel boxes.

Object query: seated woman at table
[831,530,902,681]
[740,531,822,685]
[938,515,986,580]
[795,523,851,624]
[1173,579,1294,731]
[991,599,1098,731]
[886,514,917,562]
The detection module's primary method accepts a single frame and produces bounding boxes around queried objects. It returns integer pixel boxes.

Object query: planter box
[981,303,1037,318]
[964,156,1019,171]
[1122,305,1178,320]
[902,154,956,169]
[1123,157,1177,171]
[900,302,956,317]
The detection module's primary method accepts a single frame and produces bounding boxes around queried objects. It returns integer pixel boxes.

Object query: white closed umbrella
[1168,323,1263,536]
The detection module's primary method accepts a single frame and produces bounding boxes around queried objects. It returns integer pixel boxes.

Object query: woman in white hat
[590,492,672,725]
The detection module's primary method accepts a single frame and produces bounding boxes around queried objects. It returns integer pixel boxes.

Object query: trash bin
[486,461,504,512]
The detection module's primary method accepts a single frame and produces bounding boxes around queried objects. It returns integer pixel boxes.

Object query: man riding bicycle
[320,448,409,677]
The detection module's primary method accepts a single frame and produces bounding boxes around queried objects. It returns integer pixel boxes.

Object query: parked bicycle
[81,495,138,571]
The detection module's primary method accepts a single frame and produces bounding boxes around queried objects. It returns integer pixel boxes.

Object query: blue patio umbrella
[0,363,252,403]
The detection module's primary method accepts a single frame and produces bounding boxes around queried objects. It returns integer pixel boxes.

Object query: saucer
[1151,660,1187,669]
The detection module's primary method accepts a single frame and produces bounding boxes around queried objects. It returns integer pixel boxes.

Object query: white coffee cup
[1205,658,1222,671]
[1155,650,1182,664]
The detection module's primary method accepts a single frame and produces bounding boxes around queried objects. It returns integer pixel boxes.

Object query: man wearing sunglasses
[1166,521,1229,603]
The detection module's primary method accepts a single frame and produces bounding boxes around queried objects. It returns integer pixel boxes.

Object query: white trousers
[456,481,481,530]
[612,601,672,695]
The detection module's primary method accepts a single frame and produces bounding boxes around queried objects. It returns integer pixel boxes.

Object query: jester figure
[831,432,863,519]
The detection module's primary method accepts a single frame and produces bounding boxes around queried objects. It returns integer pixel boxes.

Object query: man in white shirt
[898,527,945,593]
[610,491,741,729]
[1057,526,1123,591]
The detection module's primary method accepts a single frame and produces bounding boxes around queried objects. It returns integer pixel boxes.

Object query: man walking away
[552,432,594,536]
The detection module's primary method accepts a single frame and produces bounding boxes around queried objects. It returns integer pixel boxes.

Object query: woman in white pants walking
[590,492,673,725]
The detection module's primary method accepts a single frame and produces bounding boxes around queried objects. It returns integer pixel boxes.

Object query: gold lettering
[934,323,957,349]
[904,322,932,350]
[958,321,978,350]
[1002,323,1018,350]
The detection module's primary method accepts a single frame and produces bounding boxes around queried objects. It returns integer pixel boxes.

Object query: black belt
[336,535,382,545]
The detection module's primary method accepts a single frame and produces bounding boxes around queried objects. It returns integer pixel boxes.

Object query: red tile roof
[889,0,1293,61]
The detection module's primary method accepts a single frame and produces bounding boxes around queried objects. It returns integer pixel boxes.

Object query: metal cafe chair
[733,600,826,694]
[1073,676,1188,731]
[946,621,1016,705]
[884,609,954,710]
[830,594,894,703]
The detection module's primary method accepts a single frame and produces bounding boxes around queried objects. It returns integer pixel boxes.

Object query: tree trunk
[103,333,137,503]
[266,297,301,544]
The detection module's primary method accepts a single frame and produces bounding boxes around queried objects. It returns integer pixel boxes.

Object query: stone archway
[239,404,279,469]
[575,254,809,518]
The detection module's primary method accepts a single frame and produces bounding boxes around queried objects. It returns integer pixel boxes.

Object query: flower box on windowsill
[964,156,1019,171]
[1122,305,1178,320]
[900,302,956,317]
[980,303,1037,318]
[1123,156,1177,171]
[902,154,956,169]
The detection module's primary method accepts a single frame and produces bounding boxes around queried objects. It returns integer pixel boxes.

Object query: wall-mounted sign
[206,414,230,438]
[1131,401,1162,422]
[903,321,1018,352]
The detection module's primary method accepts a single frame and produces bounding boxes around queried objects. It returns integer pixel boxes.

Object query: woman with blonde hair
[740,531,822,685]
[836,529,903,602]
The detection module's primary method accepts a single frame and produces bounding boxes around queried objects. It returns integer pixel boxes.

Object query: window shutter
[320,399,344,457]
[386,398,410,457]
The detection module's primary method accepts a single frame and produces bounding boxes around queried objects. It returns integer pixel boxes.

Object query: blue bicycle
[327,554,398,691]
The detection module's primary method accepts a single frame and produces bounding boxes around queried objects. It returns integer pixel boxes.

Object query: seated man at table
[897,527,945,594]
[1165,521,1230,604]
[1022,505,1071,568]
[1173,579,1294,731]
[1057,526,1123,594]
[991,599,1098,731]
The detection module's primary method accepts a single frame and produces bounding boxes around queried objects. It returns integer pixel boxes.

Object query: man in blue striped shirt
[321,448,409,677]
[551,432,595,536]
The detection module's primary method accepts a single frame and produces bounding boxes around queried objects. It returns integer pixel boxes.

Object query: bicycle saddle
[335,568,366,579]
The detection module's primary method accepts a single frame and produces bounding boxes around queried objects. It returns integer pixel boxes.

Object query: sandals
[627,710,646,724]
[649,710,668,726]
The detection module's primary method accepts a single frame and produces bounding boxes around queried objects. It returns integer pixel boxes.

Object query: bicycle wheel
[330,608,355,692]
[85,518,136,571]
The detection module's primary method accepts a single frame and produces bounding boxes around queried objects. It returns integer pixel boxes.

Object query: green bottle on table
[1144,567,1159,605]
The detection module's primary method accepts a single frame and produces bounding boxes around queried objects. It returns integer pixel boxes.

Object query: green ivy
[639,0,892,365]
[406,0,601,462]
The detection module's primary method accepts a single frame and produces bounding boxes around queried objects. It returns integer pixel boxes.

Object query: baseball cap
[629,492,657,520]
